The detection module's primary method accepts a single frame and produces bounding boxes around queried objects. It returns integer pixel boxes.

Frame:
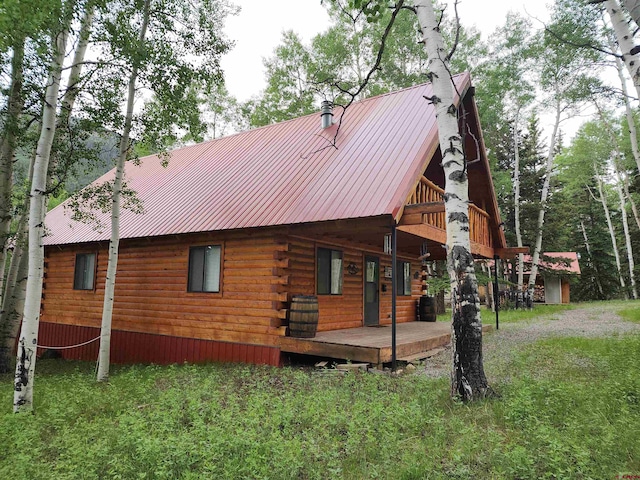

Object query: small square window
[74,253,96,290]
[317,247,343,295]
[188,245,221,293]
[396,261,412,296]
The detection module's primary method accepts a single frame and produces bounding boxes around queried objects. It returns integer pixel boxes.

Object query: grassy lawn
[619,300,640,323]
[1,304,639,479]
[436,303,575,324]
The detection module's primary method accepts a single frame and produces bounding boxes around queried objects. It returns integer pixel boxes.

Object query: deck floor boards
[279,321,493,364]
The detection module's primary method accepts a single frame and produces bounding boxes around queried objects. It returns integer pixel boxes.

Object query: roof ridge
[134,72,471,160]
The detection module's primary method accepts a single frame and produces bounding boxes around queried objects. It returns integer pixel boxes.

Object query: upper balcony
[399,176,495,257]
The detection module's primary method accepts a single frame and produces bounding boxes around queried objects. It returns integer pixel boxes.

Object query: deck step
[399,347,446,363]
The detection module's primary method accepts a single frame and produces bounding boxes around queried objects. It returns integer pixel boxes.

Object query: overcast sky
[220,0,552,102]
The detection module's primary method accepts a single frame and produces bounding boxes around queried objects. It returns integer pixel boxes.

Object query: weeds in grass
[1,302,639,478]
[2,331,640,479]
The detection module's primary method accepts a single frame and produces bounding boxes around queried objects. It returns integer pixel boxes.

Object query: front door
[364,256,380,326]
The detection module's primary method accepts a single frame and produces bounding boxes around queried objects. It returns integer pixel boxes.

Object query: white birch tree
[615,177,638,298]
[580,219,605,296]
[97,0,151,382]
[413,0,489,400]
[88,0,234,381]
[604,0,640,101]
[594,171,628,294]
[14,22,71,413]
[1,3,94,374]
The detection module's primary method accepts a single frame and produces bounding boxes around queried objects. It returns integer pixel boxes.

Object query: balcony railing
[406,176,492,248]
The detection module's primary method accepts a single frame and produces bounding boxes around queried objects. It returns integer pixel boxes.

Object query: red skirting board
[36,322,282,366]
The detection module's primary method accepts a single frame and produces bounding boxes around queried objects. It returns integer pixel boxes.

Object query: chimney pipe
[321,100,333,129]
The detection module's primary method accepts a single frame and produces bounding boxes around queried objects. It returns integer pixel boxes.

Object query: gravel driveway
[418,303,640,379]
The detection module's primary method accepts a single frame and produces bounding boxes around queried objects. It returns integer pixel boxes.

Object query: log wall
[284,235,421,331]
[41,228,423,365]
[42,231,286,349]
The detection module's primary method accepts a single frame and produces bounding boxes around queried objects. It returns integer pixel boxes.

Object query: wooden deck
[279,321,493,366]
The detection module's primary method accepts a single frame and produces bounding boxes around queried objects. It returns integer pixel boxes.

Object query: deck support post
[391,223,397,371]
[493,254,499,330]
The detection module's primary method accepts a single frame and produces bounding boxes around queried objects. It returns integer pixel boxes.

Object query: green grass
[619,300,640,323]
[436,303,575,324]
[1,302,638,478]
[2,323,640,479]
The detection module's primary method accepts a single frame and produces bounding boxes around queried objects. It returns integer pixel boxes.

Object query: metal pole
[391,223,397,371]
[493,254,499,330]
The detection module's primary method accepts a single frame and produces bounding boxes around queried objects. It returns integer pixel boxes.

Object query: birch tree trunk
[580,219,605,297]
[612,42,640,175]
[595,173,628,295]
[14,29,69,413]
[1,7,92,375]
[512,108,525,293]
[414,0,489,401]
[622,0,640,26]
[0,219,27,374]
[49,5,94,179]
[0,39,25,305]
[605,0,640,102]
[616,177,638,298]
[622,174,640,229]
[527,100,561,297]
[97,0,151,382]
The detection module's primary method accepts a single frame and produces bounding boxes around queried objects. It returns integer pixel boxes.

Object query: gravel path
[418,303,640,379]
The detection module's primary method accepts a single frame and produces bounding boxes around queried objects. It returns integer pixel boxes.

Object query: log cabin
[39,72,520,367]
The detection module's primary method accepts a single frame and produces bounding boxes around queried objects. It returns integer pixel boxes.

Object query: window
[74,253,96,290]
[188,245,222,293]
[317,247,343,295]
[396,261,412,296]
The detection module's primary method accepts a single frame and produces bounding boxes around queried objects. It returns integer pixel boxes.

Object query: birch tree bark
[622,0,640,26]
[612,44,640,175]
[513,108,525,293]
[97,0,151,382]
[595,172,628,295]
[0,38,25,306]
[14,28,69,412]
[621,174,640,229]
[615,178,638,299]
[605,0,640,101]
[414,0,489,401]
[1,6,93,375]
[527,99,562,298]
[580,219,605,297]
[0,219,27,374]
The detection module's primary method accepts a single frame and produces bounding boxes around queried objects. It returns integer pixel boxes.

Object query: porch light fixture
[347,263,359,275]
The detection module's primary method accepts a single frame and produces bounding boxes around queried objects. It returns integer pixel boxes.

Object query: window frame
[73,252,97,291]
[396,260,413,296]
[187,244,223,294]
[316,246,344,296]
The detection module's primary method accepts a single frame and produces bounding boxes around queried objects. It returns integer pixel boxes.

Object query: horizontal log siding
[42,232,284,348]
[286,237,364,331]
[285,236,421,331]
[380,257,421,325]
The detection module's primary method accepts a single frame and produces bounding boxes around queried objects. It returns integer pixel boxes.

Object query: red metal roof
[524,253,581,275]
[44,73,472,245]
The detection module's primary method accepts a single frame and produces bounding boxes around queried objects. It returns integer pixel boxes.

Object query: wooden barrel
[288,295,319,338]
[419,296,437,322]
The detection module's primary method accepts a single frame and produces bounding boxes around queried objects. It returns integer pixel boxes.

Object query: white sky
[221,0,552,102]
